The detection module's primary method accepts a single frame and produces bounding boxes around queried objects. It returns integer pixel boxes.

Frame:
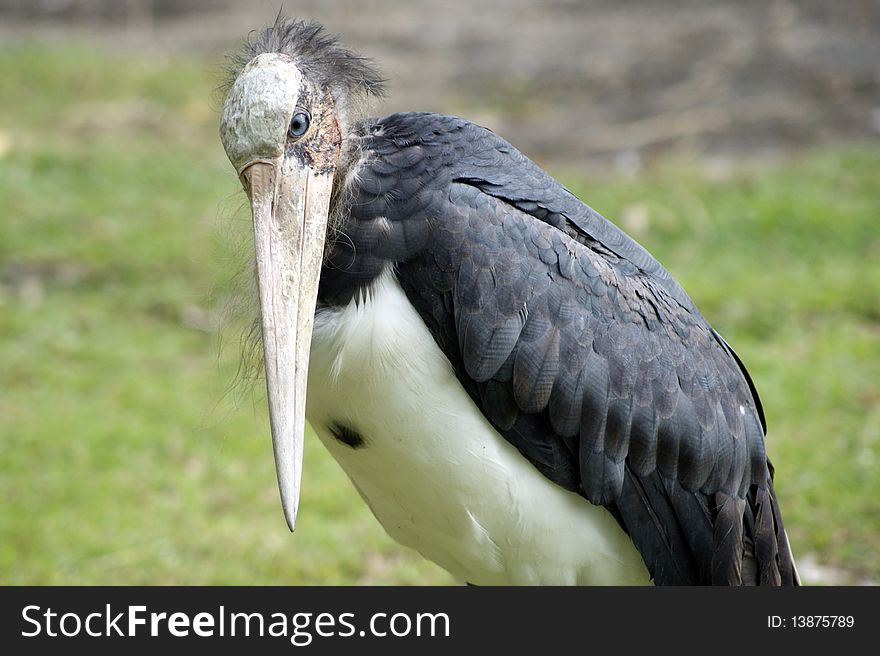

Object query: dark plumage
[329,423,367,449]
[319,112,797,585]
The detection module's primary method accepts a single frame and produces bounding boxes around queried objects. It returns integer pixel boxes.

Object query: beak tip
[277,478,299,532]
[284,508,297,533]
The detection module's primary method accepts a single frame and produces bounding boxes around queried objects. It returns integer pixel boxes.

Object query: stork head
[219,19,383,530]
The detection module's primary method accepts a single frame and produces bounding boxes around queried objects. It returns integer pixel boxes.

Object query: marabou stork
[219,18,798,585]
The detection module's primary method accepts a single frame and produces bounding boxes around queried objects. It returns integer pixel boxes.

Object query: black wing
[331,113,797,585]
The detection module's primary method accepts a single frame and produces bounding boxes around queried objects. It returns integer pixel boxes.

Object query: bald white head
[220,17,384,146]
[220,53,303,173]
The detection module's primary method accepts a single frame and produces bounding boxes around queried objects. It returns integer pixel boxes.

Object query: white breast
[306,270,651,585]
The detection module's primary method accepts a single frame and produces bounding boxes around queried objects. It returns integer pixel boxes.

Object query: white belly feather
[306,270,651,585]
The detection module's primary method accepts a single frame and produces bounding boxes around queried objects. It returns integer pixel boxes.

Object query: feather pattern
[318,111,798,585]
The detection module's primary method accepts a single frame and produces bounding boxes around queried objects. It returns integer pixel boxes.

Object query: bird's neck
[327,119,372,235]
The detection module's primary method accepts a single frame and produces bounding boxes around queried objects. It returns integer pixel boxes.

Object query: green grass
[1,43,878,584]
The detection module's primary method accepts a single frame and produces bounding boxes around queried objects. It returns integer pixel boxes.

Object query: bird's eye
[288,111,310,139]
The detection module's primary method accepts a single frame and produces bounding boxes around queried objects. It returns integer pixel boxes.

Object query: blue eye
[288,111,310,138]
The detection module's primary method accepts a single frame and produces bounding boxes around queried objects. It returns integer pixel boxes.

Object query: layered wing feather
[330,113,796,585]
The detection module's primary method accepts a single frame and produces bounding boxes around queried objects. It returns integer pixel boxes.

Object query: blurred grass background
[1,2,879,585]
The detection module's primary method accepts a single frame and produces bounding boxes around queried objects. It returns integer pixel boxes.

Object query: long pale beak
[241,157,333,531]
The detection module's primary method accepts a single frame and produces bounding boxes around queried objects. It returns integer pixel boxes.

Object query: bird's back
[318,112,797,585]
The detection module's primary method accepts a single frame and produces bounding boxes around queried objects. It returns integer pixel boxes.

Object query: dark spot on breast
[329,422,366,449]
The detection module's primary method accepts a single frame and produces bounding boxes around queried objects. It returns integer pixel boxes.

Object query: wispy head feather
[222,16,385,114]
